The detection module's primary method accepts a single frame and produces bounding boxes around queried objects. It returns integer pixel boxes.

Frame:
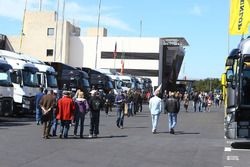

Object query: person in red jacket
[57,91,75,139]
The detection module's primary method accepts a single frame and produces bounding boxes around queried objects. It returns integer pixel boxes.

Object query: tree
[193,78,221,92]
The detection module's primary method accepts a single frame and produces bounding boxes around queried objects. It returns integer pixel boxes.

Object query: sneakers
[152,129,157,134]
[88,134,93,138]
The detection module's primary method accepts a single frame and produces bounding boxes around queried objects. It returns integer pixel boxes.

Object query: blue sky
[0,0,244,79]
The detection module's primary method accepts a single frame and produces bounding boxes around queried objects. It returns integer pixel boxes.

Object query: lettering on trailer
[238,0,245,31]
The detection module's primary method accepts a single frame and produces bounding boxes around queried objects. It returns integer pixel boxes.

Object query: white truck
[0,50,40,114]
[0,57,14,116]
[19,54,58,92]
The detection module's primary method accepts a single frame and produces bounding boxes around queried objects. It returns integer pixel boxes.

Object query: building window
[46,49,53,57]
[47,28,54,36]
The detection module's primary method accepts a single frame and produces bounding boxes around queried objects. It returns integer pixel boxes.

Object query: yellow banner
[229,0,250,35]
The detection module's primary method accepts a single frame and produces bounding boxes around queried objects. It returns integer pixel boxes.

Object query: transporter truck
[223,37,250,139]
[0,50,40,114]
[0,57,14,116]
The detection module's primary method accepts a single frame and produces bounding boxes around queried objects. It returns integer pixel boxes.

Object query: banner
[229,0,250,35]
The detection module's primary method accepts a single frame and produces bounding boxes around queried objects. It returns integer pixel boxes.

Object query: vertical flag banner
[113,42,117,59]
[229,0,250,35]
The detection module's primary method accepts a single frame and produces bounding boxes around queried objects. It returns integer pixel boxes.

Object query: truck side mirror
[226,69,234,82]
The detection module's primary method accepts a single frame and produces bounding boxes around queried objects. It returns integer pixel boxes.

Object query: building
[8,11,188,87]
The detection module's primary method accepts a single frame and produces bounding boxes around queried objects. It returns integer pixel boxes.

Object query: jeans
[74,112,86,137]
[52,110,57,136]
[116,107,124,127]
[168,112,177,130]
[151,114,160,132]
[60,120,71,138]
[36,108,42,124]
[127,102,133,117]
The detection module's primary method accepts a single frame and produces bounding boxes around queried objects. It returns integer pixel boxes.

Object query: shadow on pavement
[157,131,200,135]
[231,142,250,149]
[45,135,129,140]
[124,126,148,129]
[0,115,34,127]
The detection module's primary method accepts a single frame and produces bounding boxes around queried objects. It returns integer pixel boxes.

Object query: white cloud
[190,4,202,16]
[64,1,134,32]
[0,0,134,32]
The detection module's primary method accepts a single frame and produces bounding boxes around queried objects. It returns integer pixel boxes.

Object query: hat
[90,90,97,95]
[63,91,70,96]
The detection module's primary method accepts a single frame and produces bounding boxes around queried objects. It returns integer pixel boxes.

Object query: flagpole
[53,0,60,62]
[19,0,28,53]
[95,0,102,69]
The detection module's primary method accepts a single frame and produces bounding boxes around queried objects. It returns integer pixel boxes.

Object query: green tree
[193,78,221,92]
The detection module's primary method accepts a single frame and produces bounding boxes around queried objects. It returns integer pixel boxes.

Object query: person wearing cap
[149,90,162,134]
[88,90,103,138]
[165,91,180,134]
[57,91,75,139]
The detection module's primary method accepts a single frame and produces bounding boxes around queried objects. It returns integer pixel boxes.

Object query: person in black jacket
[88,90,103,138]
[165,92,180,134]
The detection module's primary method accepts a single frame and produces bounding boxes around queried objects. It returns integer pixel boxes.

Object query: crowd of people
[35,87,223,139]
[35,87,145,139]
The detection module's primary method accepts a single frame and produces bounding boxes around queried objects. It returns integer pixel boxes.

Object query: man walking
[149,90,162,134]
[39,90,56,139]
[88,90,102,138]
[57,91,75,139]
[165,92,180,134]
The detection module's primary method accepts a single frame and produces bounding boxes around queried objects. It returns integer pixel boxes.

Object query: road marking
[227,155,239,161]
[224,147,231,152]
[231,148,250,152]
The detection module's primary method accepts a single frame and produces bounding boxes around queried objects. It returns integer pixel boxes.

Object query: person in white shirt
[149,90,162,134]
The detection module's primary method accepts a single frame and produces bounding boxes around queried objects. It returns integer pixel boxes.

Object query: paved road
[0,104,248,167]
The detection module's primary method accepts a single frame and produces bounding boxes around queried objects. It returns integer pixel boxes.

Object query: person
[126,89,134,117]
[51,89,59,136]
[104,90,113,116]
[149,90,162,134]
[35,87,45,125]
[183,92,189,112]
[73,91,89,138]
[115,91,125,129]
[57,91,75,139]
[39,90,56,139]
[88,90,102,138]
[165,92,180,134]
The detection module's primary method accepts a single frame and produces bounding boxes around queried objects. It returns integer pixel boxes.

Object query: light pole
[95,0,102,69]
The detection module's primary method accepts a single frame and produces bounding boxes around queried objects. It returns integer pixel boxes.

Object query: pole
[140,20,142,38]
[39,0,42,11]
[19,0,28,53]
[53,0,60,62]
[59,0,65,63]
[95,0,102,69]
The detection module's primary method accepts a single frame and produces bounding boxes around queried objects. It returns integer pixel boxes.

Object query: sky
[0,0,244,80]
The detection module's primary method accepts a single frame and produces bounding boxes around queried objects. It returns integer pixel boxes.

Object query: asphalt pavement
[0,103,248,167]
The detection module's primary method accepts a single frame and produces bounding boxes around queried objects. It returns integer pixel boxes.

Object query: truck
[46,62,90,98]
[222,37,250,139]
[117,75,139,92]
[78,67,113,94]
[0,57,14,116]
[96,68,123,94]
[14,53,58,92]
[0,50,40,114]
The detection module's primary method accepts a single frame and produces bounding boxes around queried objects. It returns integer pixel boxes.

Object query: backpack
[92,98,101,111]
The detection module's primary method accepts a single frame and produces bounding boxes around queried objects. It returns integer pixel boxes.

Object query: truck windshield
[22,70,39,87]
[47,74,58,88]
[0,70,12,86]
[107,81,113,89]
[241,68,250,105]
[116,80,122,89]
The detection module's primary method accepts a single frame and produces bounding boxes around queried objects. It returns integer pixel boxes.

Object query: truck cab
[0,50,40,114]
[0,57,14,116]
[224,37,250,139]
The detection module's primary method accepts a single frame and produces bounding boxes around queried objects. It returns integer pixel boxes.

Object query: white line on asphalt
[224,147,231,152]
[227,155,239,161]
[231,148,250,152]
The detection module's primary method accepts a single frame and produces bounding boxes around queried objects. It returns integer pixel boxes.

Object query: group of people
[35,87,103,139]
